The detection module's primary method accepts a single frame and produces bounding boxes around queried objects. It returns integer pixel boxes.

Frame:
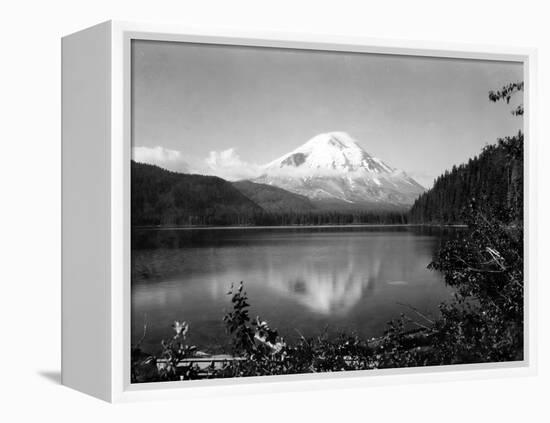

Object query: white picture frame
[61,20,538,403]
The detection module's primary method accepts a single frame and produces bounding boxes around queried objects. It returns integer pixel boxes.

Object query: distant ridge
[131,161,264,226]
[232,180,315,213]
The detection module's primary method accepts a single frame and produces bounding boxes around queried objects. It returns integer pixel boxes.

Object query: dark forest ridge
[231,180,315,213]
[131,161,410,226]
[409,131,523,224]
[131,161,263,226]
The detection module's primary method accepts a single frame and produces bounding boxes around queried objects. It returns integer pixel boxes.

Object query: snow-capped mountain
[253,132,425,207]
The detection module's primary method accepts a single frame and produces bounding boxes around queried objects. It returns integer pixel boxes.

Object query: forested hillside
[232,180,315,213]
[132,161,409,226]
[131,161,264,226]
[409,131,523,224]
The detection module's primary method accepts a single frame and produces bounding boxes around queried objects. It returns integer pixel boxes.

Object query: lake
[131,226,456,354]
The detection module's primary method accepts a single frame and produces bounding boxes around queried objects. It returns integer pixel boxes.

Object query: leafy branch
[488,81,524,115]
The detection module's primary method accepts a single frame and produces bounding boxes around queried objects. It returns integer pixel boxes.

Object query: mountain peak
[254,131,425,207]
[263,131,394,175]
[303,131,361,150]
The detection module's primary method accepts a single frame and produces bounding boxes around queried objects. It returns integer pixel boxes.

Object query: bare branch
[135,314,148,348]
[396,302,435,325]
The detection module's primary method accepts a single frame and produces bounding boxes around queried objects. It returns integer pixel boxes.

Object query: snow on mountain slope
[253,132,425,207]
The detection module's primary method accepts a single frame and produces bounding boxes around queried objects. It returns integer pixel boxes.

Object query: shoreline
[133,223,468,231]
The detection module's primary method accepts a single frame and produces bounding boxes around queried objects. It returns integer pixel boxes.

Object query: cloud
[132,145,261,181]
[204,148,261,181]
[132,146,190,173]
[205,148,242,168]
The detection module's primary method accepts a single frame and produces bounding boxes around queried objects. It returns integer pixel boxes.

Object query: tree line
[408,131,523,224]
[135,209,409,227]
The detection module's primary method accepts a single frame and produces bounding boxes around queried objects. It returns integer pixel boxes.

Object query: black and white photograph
[129,40,524,383]
[6,0,550,419]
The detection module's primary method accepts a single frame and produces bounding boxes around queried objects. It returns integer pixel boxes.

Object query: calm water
[131,226,456,354]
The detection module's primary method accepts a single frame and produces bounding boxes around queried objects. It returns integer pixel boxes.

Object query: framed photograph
[61,21,537,402]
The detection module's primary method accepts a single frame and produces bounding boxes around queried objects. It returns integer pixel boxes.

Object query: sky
[131,40,523,188]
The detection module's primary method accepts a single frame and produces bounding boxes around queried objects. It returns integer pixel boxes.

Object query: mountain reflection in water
[132,226,455,354]
[260,241,381,315]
